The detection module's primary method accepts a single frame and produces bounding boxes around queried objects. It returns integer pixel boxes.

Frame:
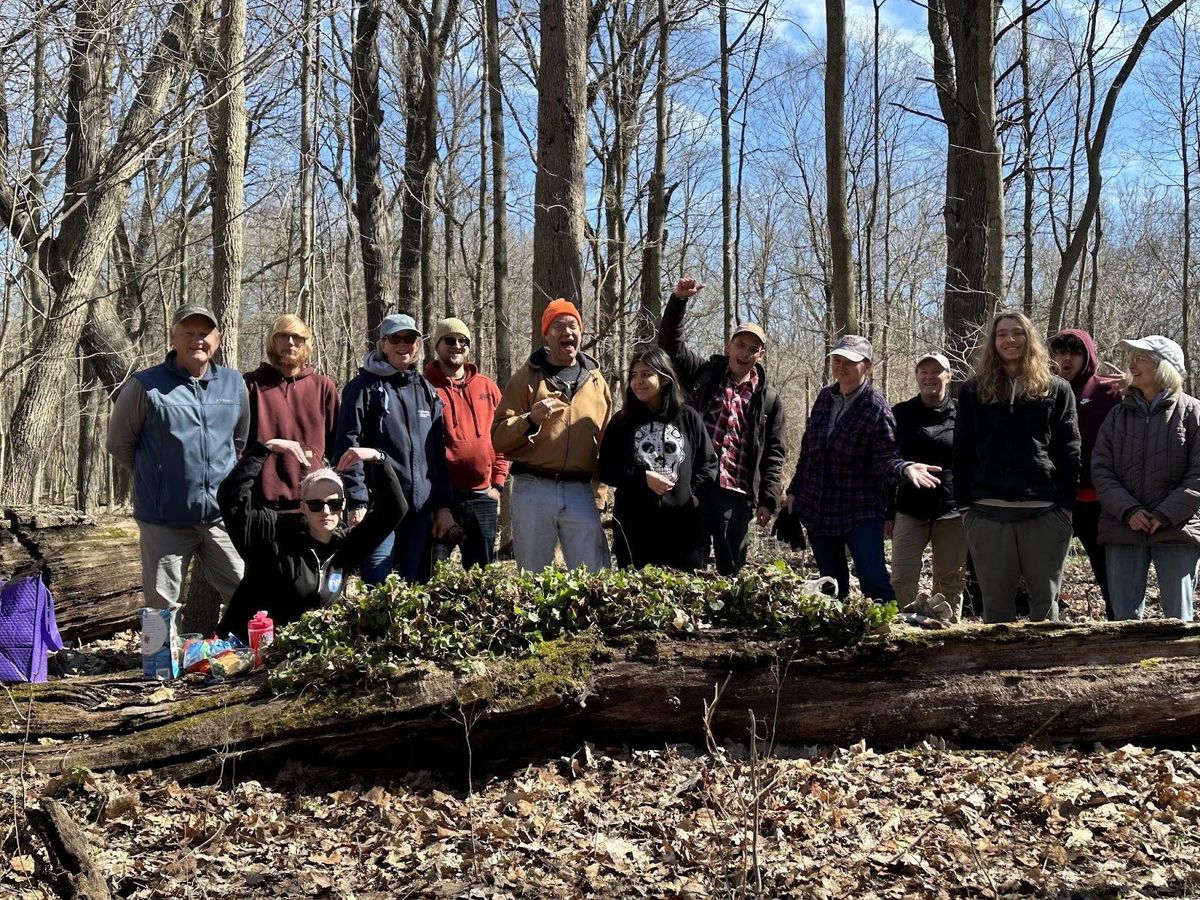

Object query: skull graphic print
[634,421,686,483]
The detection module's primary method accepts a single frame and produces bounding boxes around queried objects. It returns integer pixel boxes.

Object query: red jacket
[244,363,340,509]
[424,361,509,492]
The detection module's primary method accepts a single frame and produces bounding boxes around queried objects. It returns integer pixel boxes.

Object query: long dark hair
[623,346,686,420]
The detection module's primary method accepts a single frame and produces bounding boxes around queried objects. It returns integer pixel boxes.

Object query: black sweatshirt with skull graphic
[599,402,717,569]
[598,404,717,513]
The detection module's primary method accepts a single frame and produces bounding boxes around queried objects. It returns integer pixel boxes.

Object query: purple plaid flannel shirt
[788,383,909,536]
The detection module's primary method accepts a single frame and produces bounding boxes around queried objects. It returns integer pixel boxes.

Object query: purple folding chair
[0,573,64,683]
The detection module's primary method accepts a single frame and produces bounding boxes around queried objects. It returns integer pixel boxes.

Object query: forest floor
[4,549,1198,899]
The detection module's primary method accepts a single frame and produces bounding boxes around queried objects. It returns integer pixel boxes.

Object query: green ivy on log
[267,561,895,692]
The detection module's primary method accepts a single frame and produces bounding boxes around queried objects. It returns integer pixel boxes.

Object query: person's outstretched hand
[903,463,941,489]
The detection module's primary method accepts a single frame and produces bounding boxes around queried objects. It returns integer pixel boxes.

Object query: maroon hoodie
[244,362,340,509]
[1051,328,1122,499]
[423,361,510,492]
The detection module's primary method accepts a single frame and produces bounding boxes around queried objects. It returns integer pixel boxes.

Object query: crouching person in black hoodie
[599,347,718,571]
[216,440,409,640]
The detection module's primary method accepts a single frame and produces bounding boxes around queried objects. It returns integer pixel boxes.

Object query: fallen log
[25,798,112,900]
[4,621,1200,781]
[0,508,143,642]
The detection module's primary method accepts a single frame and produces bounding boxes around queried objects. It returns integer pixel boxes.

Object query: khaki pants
[890,512,967,615]
[138,520,244,612]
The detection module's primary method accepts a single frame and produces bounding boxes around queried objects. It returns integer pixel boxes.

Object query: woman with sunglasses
[215,440,408,639]
[335,313,455,583]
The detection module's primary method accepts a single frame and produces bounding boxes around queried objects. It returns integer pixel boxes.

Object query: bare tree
[484,0,511,382]
[531,0,590,343]
[351,0,396,342]
[1047,0,1187,334]
[202,0,248,366]
[0,0,204,503]
[825,0,857,336]
[927,0,1004,369]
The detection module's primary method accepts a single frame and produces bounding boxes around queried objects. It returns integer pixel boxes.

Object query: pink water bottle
[247,611,274,670]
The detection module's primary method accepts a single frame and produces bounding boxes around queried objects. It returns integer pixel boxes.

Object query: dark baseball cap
[172,305,219,329]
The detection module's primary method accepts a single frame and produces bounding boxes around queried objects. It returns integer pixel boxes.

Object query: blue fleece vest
[132,358,245,525]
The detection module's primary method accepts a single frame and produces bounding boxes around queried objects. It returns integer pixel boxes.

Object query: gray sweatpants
[138,520,244,611]
[963,507,1073,623]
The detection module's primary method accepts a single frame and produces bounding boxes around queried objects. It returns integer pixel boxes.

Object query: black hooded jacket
[217,442,408,637]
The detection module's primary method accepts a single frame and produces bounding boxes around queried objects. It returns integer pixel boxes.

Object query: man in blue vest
[106,305,250,615]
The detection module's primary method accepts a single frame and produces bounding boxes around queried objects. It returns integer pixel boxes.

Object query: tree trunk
[637,0,669,338]
[297,0,317,319]
[718,0,733,341]
[928,0,1004,372]
[1047,0,1188,334]
[825,0,857,337]
[206,0,247,366]
[0,0,204,504]
[531,0,589,343]
[0,509,143,642]
[351,0,396,343]
[8,624,1200,781]
[1020,0,1035,317]
[484,0,511,385]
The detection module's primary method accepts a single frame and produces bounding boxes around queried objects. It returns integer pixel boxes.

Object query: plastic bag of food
[210,647,255,679]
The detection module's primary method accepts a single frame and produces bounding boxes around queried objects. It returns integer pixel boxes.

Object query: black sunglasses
[304,497,345,513]
[385,333,419,345]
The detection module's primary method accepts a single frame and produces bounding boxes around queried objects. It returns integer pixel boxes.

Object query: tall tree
[927,0,1004,369]
[825,0,857,337]
[1047,0,1188,334]
[297,0,318,318]
[203,0,248,365]
[0,0,205,503]
[531,0,589,342]
[402,0,461,334]
[351,0,396,342]
[638,0,670,333]
[718,0,733,340]
[484,0,511,383]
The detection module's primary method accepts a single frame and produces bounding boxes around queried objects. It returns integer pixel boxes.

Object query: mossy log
[0,508,142,642]
[4,621,1200,781]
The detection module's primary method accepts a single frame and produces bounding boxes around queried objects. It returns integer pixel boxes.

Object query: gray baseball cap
[379,313,422,339]
[172,305,218,328]
[1118,335,1186,375]
[829,334,873,363]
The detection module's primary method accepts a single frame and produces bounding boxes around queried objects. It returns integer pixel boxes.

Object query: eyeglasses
[442,337,470,348]
[385,333,419,346]
[277,333,308,344]
[1130,353,1159,367]
[304,497,345,513]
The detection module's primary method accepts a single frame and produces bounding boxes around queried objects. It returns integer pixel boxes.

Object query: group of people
[105,281,786,638]
[106,291,1200,641]
[794,311,1200,626]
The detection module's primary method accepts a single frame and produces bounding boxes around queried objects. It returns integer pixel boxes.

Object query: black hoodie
[888,394,958,521]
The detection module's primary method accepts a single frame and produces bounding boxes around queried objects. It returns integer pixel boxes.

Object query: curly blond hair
[973,311,1053,404]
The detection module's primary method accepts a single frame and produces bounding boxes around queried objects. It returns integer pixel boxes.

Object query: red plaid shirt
[706,368,759,493]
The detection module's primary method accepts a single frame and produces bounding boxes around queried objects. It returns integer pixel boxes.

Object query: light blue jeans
[510,473,610,572]
[1106,542,1200,622]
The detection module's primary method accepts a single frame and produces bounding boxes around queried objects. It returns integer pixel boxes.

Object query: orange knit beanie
[540,299,583,336]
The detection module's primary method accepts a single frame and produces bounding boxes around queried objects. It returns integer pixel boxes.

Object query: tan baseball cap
[731,323,766,345]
